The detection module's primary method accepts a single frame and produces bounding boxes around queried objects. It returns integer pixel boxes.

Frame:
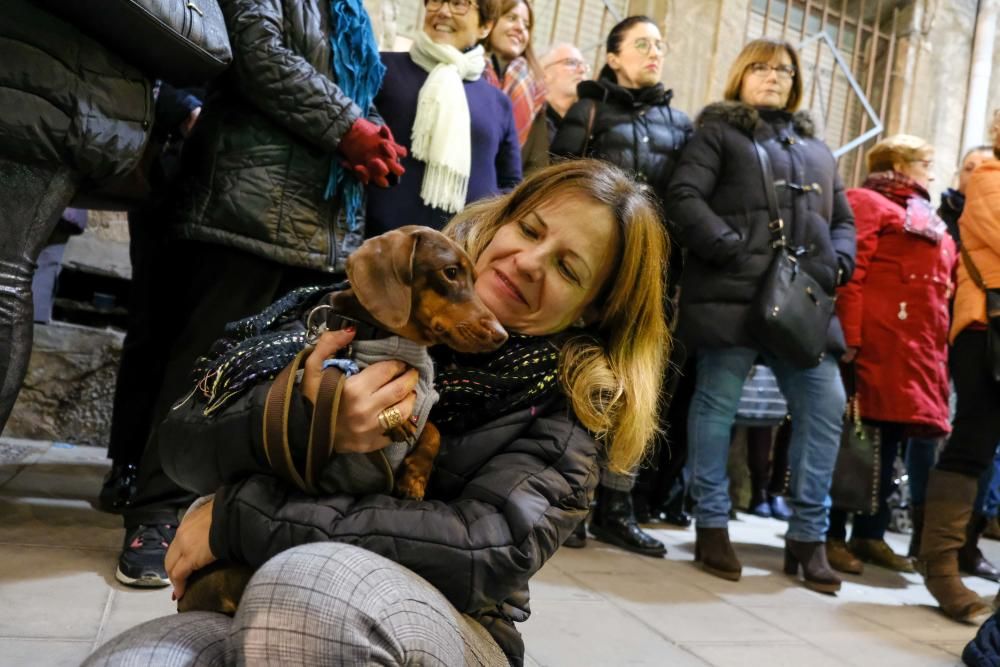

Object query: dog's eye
[444,266,460,281]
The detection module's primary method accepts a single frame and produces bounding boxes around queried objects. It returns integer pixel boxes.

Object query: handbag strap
[751,140,788,249]
[959,244,989,291]
[580,100,598,156]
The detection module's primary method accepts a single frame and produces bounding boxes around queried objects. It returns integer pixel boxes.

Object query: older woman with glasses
[365,0,522,238]
[825,135,955,577]
[666,37,856,592]
[551,15,692,558]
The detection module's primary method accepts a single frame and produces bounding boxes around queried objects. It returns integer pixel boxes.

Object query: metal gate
[746,0,901,184]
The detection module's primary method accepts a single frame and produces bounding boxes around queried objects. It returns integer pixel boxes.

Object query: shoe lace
[129,524,175,550]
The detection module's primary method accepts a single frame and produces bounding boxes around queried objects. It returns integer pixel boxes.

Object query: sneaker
[115,523,175,587]
[769,495,793,521]
[98,462,138,514]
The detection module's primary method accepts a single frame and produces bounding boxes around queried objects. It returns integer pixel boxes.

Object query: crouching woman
[84,160,668,667]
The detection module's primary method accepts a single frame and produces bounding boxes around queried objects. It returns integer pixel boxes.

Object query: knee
[84,612,232,667]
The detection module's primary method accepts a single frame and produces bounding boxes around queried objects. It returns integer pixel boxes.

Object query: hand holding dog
[302,329,419,454]
[166,498,217,601]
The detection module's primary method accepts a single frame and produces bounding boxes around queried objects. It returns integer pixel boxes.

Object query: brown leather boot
[958,513,1000,582]
[919,470,992,623]
[849,538,916,573]
[785,539,842,593]
[909,504,924,558]
[694,527,742,581]
[826,539,864,574]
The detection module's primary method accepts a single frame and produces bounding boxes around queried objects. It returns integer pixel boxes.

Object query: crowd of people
[2,0,1000,665]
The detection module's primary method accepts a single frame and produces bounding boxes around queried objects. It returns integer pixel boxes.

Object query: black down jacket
[667,101,856,352]
[0,0,151,182]
[170,0,381,273]
[550,79,692,202]
[159,382,598,666]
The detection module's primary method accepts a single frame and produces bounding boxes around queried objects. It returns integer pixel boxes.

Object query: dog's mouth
[444,318,508,353]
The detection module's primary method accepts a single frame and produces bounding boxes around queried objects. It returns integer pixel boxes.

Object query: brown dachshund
[178,226,507,615]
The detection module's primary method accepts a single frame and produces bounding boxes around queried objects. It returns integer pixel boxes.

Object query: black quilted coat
[170,0,380,273]
[0,0,152,182]
[666,101,856,352]
[550,79,692,202]
[159,381,598,666]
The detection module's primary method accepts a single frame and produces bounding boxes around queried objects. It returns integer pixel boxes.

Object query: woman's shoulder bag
[747,140,835,369]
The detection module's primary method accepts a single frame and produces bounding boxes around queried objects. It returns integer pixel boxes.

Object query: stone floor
[1,437,995,667]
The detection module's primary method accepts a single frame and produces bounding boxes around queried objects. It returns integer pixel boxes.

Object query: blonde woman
[666,37,855,592]
[85,160,668,667]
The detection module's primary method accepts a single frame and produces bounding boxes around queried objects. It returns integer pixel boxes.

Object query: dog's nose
[484,318,508,346]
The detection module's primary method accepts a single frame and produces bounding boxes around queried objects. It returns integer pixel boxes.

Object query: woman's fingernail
[171,591,177,601]
[344,325,356,333]
[409,415,419,425]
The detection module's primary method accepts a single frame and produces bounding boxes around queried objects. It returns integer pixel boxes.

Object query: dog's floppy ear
[346,228,417,330]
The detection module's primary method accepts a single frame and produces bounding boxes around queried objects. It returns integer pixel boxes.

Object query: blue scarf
[326,0,386,231]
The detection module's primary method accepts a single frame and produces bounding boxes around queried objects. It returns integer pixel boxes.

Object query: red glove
[337,118,407,188]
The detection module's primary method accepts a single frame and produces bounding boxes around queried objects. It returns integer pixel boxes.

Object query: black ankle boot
[563,518,587,549]
[959,513,1000,582]
[785,539,842,594]
[589,487,666,557]
[98,462,139,513]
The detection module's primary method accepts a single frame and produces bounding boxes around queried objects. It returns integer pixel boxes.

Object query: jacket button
[909,274,916,279]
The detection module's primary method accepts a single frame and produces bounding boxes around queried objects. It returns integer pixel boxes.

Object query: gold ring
[378,407,403,431]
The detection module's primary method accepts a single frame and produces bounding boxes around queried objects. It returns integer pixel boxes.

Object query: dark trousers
[123,240,335,528]
[829,421,905,541]
[746,419,791,506]
[937,329,1000,479]
[0,157,80,430]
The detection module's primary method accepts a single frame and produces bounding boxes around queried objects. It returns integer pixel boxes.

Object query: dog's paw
[395,472,427,501]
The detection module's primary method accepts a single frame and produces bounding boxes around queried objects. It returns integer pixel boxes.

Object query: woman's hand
[841,346,859,363]
[302,330,420,454]
[165,498,217,601]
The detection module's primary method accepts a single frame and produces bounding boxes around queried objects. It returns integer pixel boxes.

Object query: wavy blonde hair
[443,160,669,474]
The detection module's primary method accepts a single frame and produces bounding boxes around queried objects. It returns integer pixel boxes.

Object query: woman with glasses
[551,15,692,558]
[666,37,856,592]
[365,0,522,238]
[825,135,955,577]
[483,1,547,173]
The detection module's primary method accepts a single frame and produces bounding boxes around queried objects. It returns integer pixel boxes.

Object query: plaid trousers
[85,543,508,666]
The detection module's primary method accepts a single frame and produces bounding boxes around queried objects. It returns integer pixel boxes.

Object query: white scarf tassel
[408,31,484,214]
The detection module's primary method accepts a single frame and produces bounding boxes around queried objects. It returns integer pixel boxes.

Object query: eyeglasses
[424,0,477,16]
[632,38,667,56]
[544,57,592,73]
[747,62,796,79]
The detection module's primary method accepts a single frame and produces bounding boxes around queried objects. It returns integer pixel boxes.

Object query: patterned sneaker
[115,523,176,587]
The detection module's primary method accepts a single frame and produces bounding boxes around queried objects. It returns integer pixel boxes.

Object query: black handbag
[35,0,232,85]
[959,245,1000,383]
[830,365,881,514]
[747,141,836,369]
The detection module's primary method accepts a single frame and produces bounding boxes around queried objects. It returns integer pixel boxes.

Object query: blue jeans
[688,347,846,541]
[975,443,1000,516]
[905,437,940,507]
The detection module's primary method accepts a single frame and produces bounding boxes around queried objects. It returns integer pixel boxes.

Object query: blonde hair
[444,160,669,474]
[866,134,933,173]
[724,38,803,112]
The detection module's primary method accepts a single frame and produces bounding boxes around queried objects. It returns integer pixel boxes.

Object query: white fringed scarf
[408,31,486,213]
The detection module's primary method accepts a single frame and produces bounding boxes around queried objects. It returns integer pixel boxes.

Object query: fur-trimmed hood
[696,100,816,138]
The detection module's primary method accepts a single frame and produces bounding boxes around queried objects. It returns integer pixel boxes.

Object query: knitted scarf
[408,31,486,213]
[485,56,547,146]
[326,0,385,231]
[430,333,563,434]
[863,170,948,243]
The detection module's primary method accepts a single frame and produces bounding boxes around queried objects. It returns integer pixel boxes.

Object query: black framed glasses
[544,57,592,74]
[747,62,796,79]
[632,38,667,56]
[424,0,476,16]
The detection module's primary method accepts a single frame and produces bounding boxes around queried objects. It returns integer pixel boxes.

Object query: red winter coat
[837,187,956,435]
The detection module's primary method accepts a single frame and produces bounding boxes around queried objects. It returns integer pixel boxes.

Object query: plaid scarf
[485,56,547,147]
[431,333,562,434]
[863,170,948,243]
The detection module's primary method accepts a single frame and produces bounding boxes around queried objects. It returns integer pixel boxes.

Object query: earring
[574,317,587,328]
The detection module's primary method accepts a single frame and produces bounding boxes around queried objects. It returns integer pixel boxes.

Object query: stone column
[364,0,400,50]
[961,0,999,150]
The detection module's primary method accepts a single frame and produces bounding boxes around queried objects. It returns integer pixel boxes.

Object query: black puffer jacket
[667,101,856,351]
[0,0,151,182]
[550,79,692,202]
[160,382,598,665]
[170,0,380,273]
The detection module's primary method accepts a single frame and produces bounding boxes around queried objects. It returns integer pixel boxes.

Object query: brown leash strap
[262,350,309,492]
[305,366,346,494]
